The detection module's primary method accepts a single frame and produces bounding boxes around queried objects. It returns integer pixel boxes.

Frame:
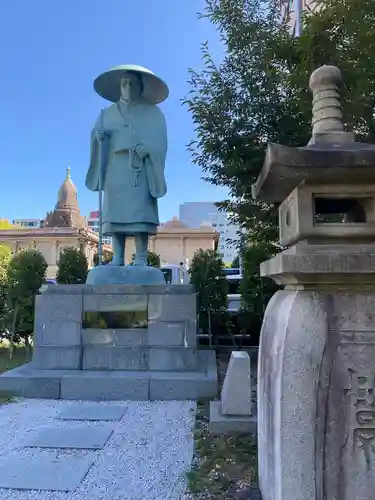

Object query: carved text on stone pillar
[345,369,375,469]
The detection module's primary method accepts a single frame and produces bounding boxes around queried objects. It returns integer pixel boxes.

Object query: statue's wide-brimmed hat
[93,64,169,104]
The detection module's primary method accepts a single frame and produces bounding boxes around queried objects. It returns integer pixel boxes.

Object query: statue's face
[120,73,142,101]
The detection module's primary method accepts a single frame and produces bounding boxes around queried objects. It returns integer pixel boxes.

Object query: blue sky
[0,0,227,223]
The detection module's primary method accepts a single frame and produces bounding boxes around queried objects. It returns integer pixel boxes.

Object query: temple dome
[42,167,85,228]
[56,167,78,210]
[160,217,189,230]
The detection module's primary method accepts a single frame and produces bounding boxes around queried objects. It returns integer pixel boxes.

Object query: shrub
[129,250,161,267]
[189,249,228,346]
[93,250,113,266]
[7,249,47,356]
[0,245,11,337]
[239,243,279,344]
[56,247,88,284]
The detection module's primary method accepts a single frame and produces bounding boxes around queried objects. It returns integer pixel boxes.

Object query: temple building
[0,168,106,279]
[0,169,219,276]
[128,217,219,267]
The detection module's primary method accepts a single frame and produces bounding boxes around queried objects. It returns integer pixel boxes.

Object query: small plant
[93,250,113,266]
[129,250,161,267]
[147,250,161,267]
[189,249,228,346]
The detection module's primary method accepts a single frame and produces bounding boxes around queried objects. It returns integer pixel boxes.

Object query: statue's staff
[97,108,105,265]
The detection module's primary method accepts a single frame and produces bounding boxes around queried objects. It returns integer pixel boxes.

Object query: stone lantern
[253,65,375,500]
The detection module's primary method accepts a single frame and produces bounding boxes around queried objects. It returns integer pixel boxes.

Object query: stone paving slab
[0,455,94,491]
[24,425,113,449]
[56,404,125,421]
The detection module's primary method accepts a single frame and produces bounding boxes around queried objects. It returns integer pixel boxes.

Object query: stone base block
[82,346,149,371]
[82,328,148,346]
[0,350,218,401]
[0,364,61,399]
[148,320,197,347]
[33,346,82,370]
[61,370,150,400]
[209,400,257,435]
[150,350,218,399]
[86,265,166,285]
[221,351,252,416]
[82,345,197,371]
[148,347,197,371]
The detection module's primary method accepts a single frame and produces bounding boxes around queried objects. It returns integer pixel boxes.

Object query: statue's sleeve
[85,114,102,192]
[143,106,168,199]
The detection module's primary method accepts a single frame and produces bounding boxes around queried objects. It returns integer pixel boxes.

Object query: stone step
[0,350,218,401]
[0,456,94,492]
[33,345,199,371]
[23,425,113,449]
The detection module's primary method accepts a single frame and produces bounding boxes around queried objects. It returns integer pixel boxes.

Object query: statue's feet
[108,259,124,266]
[134,259,147,266]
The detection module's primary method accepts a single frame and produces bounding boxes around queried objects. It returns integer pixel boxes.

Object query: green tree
[189,249,228,346]
[293,0,375,141]
[238,242,280,344]
[231,255,240,268]
[185,0,375,245]
[185,0,299,245]
[7,249,47,357]
[0,245,11,337]
[0,245,11,284]
[103,250,113,264]
[56,247,88,284]
[185,0,375,342]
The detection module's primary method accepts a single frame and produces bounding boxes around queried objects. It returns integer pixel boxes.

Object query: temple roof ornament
[44,167,86,228]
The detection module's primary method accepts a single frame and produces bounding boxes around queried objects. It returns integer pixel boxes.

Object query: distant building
[179,201,240,264]
[281,0,319,36]
[12,218,41,229]
[87,211,112,246]
[83,215,219,267]
[2,172,219,273]
[0,168,109,278]
[150,217,219,267]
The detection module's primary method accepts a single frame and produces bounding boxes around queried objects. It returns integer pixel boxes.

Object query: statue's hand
[96,129,109,142]
[134,143,148,158]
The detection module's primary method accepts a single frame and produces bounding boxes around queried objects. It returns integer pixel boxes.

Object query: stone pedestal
[256,227,375,499]
[0,284,218,401]
[221,351,252,416]
[251,66,375,500]
[258,260,375,500]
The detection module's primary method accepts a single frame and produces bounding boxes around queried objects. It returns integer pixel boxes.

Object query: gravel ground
[0,399,196,500]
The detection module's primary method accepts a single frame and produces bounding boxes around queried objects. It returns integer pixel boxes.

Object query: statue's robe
[85,100,167,236]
